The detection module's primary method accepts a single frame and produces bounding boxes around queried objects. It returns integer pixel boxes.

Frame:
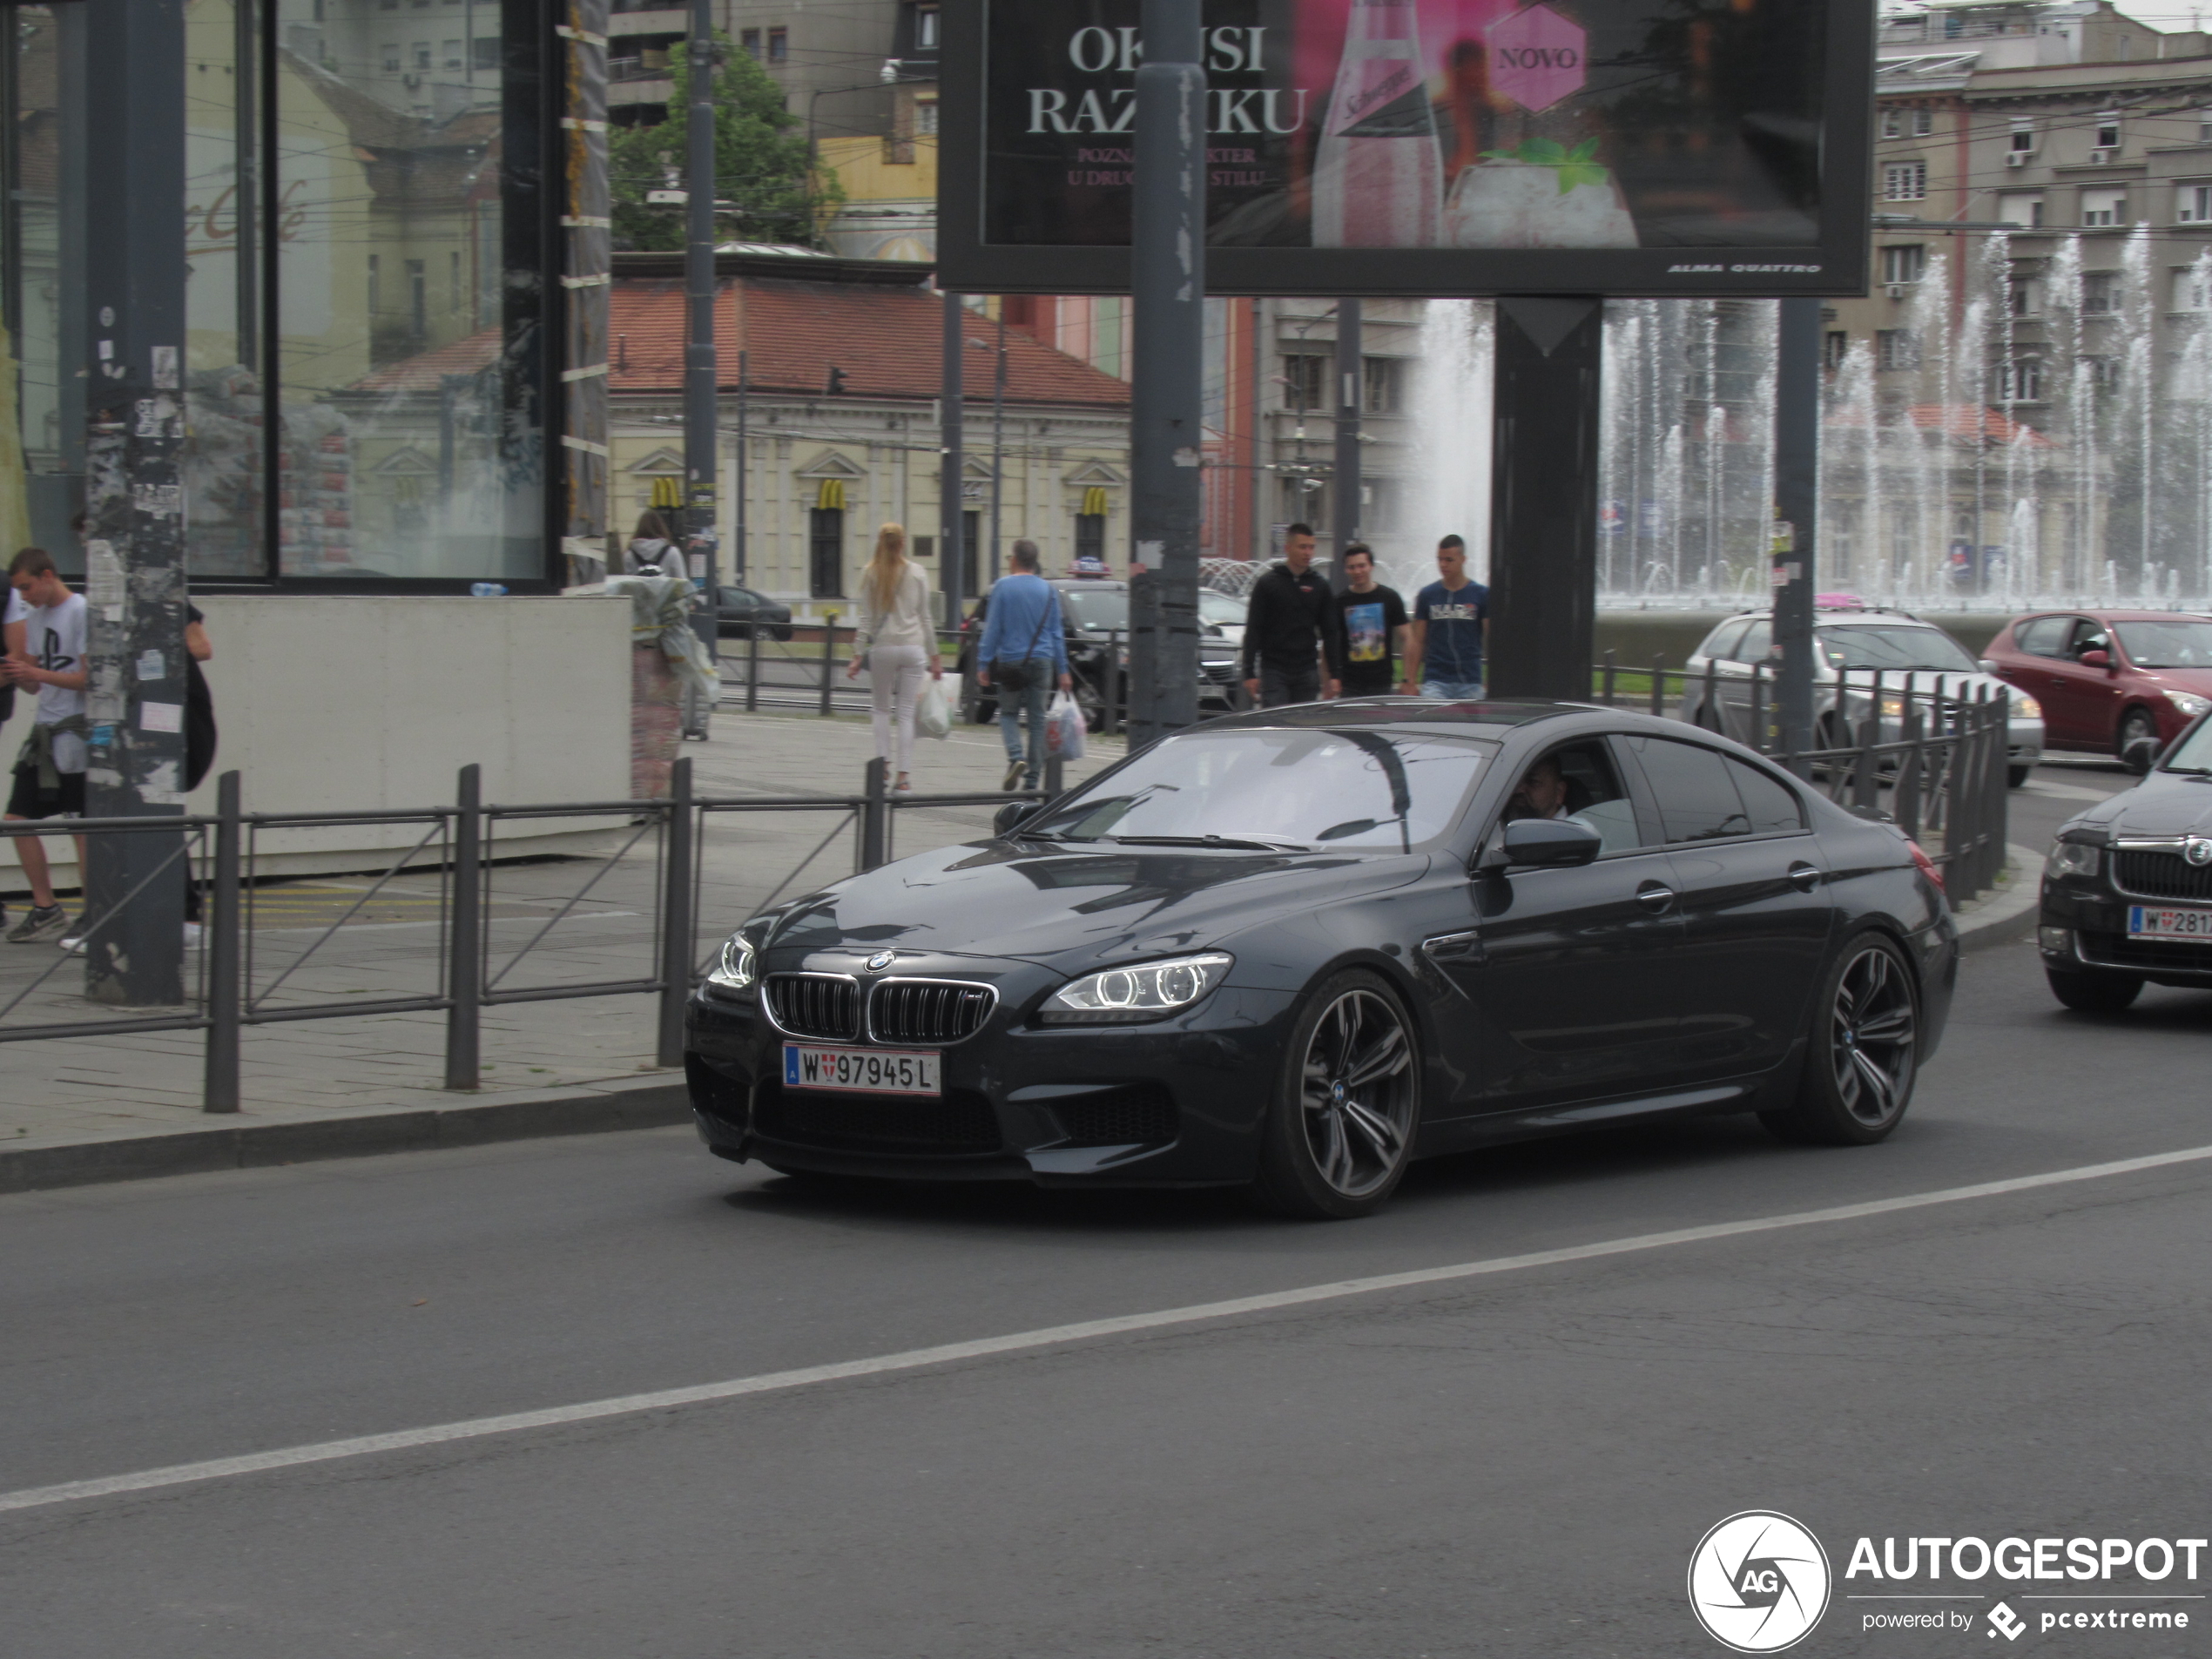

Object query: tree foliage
[610,37,838,252]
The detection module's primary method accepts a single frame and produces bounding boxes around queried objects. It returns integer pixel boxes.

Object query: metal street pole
[79,0,188,1006]
[1124,0,1207,748]
[941,292,966,629]
[733,348,749,582]
[684,0,719,667]
[1772,295,1821,772]
[1332,297,1361,573]
[988,314,1008,586]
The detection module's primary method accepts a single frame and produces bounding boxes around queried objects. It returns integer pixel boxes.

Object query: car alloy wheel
[2118,707,2161,774]
[1762,934,1918,1146]
[1254,970,1420,1218]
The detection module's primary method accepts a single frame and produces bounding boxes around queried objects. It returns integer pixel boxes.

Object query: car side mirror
[2080,649,2111,670]
[1977,658,1998,674]
[994,801,1041,838]
[1480,817,1603,873]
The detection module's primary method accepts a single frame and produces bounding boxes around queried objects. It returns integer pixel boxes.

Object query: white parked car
[1681,605,2046,788]
[1199,587,1247,649]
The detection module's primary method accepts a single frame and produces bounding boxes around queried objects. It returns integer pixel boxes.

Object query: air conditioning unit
[2007,151,2031,167]
[2091,147,2115,165]
[1885,282,1909,300]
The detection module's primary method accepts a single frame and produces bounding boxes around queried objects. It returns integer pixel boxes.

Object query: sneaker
[58,933,84,955]
[1001,759,1025,792]
[7,905,70,945]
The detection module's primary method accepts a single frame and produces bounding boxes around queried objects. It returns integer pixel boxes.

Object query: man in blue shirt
[975,541,1074,791]
[1404,535,1489,699]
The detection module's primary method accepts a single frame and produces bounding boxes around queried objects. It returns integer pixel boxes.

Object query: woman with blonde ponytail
[845,523,940,792]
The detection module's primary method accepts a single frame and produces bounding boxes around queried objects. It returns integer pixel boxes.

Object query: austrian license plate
[782,1044,941,1096]
[2126,905,2212,941]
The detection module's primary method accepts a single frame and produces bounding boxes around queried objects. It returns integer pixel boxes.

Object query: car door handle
[1635,883,1676,911]
[1787,862,1820,893]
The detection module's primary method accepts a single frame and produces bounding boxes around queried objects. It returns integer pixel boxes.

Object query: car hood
[2061,773,2212,839]
[753,840,1428,972]
[2125,667,2212,696]
[1835,667,2033,711]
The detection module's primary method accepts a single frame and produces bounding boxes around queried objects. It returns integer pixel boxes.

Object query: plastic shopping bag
[917,676,953,740]
[1046,690,1088,761]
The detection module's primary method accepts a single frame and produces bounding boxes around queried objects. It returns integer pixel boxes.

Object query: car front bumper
[685,965,1301,1186]
[2040,875,2212,985]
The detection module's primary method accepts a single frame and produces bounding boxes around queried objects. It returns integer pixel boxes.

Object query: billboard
[936,0,1873,297]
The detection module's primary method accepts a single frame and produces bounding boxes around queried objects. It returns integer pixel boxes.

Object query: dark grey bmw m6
[686,701,1958,1217]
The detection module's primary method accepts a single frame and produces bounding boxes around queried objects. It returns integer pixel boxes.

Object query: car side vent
[765,974,862,1042]
[871,981,995,1044]
[1054,1084,1181,1148]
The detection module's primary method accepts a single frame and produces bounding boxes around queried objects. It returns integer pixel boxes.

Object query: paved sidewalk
[0,706,1123,1185]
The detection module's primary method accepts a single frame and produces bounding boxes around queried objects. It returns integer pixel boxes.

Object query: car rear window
[1622,736,1805,843]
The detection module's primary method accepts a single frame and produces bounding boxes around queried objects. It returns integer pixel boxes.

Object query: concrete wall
[0,595,634,889]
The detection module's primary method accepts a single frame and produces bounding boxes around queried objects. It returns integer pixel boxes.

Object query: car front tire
[1761,933,1919,1147]
[1251,969,1421,1219]
[2008,765,2031,788]
[2045,966,2142,1012]
[2118,706,2161,773]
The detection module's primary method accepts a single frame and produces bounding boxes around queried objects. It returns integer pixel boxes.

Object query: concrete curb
[1952,844,2040,954]
[0,1078,692,1197]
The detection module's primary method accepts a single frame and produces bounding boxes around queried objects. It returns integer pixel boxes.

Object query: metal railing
[0,756,1060,1114]
[720,617,1243,733]
[1593,651,2012,903]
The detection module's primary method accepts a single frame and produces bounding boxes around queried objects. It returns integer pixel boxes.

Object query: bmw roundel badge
[865,950,896,971]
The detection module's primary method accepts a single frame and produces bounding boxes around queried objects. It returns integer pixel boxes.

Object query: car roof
[1199,698,1676,738]
[2013,609,2212,622]
[1715,606,1935,626]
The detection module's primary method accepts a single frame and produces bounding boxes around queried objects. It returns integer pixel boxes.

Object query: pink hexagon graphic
[1486,4,1588,114]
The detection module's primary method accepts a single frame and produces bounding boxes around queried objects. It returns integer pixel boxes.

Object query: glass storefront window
[5,0,550,585]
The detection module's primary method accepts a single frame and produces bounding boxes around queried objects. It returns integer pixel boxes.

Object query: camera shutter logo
[2186,836,2212,868]
[1688,1511,1831,1653]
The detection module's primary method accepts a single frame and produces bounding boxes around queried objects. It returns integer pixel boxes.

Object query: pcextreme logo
[1689,1511,1834,1653]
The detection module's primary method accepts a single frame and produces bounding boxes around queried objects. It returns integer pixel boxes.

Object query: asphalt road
[4,760,2205,1658]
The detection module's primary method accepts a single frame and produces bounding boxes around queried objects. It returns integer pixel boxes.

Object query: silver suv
[1682,605,2046,787]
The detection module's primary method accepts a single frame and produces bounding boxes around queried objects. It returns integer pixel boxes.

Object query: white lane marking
[5,1140,2210,1517]
[2023,781,2123,803]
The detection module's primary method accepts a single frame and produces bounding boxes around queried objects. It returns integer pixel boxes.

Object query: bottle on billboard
[1311,0,1441,248]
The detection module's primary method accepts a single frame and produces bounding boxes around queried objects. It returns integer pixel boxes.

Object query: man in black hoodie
[1239,524,1342,708]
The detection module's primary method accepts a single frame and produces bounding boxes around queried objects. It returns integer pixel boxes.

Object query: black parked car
[956,579,1242,728]
[2038,711,2212,1009]
[714,585,793,642]
[685,701,1957,1217]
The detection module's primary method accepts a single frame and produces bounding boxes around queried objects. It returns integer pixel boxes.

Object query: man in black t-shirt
[1331,544,1407,698]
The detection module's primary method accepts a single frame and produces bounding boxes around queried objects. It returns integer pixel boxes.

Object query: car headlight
[705,931,757,992]
[1039,952,1233,1025]
[2011,692,2043,720]
[2167,691,2210,718]
[2045,840,2101,880]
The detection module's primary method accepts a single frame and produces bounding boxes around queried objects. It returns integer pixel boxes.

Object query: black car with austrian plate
[2038,711,2212,1009]
[686,700,1957,1218]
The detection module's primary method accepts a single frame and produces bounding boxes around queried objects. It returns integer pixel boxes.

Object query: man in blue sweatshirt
[976,542,1074,792]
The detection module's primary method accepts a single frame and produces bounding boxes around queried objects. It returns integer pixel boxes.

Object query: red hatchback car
[1980,611,2212,770]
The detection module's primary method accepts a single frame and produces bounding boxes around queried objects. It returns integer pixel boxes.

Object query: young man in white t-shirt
[2,546,89,943]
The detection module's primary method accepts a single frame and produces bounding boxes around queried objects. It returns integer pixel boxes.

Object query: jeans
[867,644,928,777]
[995,659,1053,782]
[1421,678,1485,700]
[1258,663,1321,708]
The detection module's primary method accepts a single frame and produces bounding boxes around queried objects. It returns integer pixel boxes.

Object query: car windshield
[1024,726,1489,852]
[1199,590,1246,624]
[1817,624,1979,673]
[1058,587,1130,631]
[2115,619,2212,669]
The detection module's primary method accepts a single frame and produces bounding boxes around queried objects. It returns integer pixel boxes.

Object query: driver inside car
[1501,755,1572,822]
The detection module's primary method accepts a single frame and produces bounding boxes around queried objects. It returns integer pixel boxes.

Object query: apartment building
[608,0,938,135]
